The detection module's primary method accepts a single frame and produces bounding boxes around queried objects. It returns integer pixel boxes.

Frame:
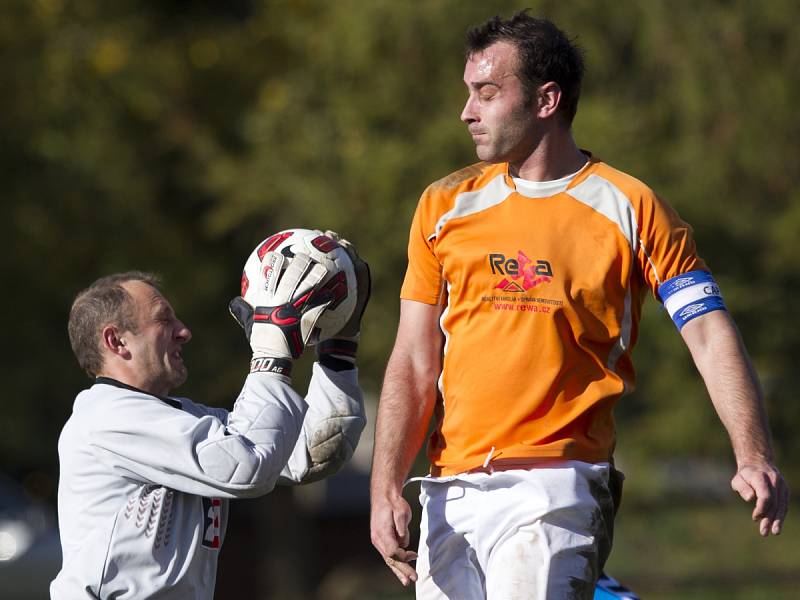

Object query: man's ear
[101,325,131,359]
[536,81,562,119]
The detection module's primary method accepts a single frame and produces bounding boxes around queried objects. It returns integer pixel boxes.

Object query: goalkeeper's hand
[325,231,371,341]
[316,231,371,370]
[229,251,333,375]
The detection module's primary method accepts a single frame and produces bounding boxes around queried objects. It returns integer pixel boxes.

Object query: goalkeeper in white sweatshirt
[51,240,370,600]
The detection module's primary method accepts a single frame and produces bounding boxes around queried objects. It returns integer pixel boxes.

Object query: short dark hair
[466,10,585,125]
[68,271,161,378]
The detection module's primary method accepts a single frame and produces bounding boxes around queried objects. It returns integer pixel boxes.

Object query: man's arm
[278,362,366,484]
[87,373,308,499]
[370,299,443,586]
[279,231,371,485]
[681,310,789,535]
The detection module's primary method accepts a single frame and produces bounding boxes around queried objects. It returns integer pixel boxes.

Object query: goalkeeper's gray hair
[68,271,162,378]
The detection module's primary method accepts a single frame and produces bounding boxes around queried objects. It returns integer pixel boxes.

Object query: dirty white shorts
[414,461,616,600]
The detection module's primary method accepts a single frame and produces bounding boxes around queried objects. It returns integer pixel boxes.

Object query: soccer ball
[240,228,356,344]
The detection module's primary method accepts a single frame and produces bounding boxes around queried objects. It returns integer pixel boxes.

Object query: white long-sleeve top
[51,364,364,600]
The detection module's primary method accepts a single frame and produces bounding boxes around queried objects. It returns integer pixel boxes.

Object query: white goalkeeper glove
[316,231,371,371]
[229,251,333,376]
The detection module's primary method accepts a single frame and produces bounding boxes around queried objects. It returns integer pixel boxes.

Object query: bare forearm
[369,300,442,582]
[681,310,788,536]
[682,311,773,464]
[371,350,437,497]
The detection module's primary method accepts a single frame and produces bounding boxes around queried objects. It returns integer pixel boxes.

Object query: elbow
[389,346,440,398]
[197,436,289,498]
[301,413,367,484]
[233,472,279,498]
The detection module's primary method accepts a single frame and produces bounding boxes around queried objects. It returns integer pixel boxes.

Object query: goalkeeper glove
[229,251,333,376]
[317,231,371,370]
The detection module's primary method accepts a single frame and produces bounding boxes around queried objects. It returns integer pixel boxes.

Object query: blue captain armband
[658,270,726,330]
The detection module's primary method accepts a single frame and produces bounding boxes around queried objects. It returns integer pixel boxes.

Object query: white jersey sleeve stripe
[429,174,514,240]
[566,174,639,254]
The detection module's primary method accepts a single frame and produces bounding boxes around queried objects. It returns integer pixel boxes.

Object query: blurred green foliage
[2,0,798,595]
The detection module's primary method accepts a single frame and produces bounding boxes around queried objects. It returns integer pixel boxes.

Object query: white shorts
[414,461,617,600]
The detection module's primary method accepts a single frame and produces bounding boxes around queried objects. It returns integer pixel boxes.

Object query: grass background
[314,499,799,599]
[606,501,799,599]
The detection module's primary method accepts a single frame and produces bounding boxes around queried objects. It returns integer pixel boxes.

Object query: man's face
[120,280,191,396]
[461,41,540,165]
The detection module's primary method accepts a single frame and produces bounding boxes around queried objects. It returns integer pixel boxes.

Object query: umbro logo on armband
[488,251,553,292]
[658,270,727,330]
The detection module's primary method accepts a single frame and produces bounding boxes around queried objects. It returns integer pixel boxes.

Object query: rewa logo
[489,251,553,292]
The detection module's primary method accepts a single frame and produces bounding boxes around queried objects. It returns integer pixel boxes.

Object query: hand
[370,494,418,586]
[324,230,371,341]
[731,462,789,536]
[229,251,332,363]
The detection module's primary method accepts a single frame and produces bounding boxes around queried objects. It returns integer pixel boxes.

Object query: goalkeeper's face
[460,41,541,166]
[120,280,192,396]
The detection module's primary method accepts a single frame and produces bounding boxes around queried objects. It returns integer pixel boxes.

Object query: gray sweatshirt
[51,364,364,599]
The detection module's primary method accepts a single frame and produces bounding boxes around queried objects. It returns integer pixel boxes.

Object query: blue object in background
[595,572,640,599]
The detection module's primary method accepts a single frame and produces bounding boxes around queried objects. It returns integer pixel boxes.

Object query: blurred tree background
[1,0,798,598]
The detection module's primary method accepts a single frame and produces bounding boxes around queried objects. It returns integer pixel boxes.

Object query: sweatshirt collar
[94,376,183,410]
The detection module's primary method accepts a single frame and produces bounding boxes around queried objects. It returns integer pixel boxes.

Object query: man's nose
[461,94,478,124]
[176,321,192,343]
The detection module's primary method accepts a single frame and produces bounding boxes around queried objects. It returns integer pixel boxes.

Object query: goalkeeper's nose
[175,319,192,343]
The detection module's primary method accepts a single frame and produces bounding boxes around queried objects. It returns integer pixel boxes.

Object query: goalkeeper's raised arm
[52,240,369,600]
[230,232,371,485]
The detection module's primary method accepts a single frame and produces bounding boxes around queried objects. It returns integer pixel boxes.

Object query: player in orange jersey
[370,10,788,599]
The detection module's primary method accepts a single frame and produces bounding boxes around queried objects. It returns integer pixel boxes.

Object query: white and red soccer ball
[240,229,356,344]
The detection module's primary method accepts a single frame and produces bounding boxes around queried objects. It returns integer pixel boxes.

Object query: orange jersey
[401,156,707,476]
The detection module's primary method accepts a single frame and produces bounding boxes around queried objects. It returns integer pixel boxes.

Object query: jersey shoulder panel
[401,163,502,305]
[581,158,707,290]
[420,162,513,240]
[563,158,653,257]
[579,158,658,204]
[426,162,495,193]
[422,162,507,208]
